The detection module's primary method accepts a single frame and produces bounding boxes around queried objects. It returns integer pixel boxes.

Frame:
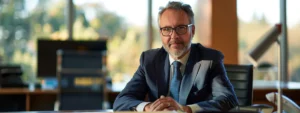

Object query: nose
[170,29,179,39]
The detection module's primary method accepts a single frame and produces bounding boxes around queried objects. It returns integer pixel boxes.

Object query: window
[286,0,300,82]
[0,0,67,82]
[73,0,147,91]
[0,0,203,91]
[237,0,300,82]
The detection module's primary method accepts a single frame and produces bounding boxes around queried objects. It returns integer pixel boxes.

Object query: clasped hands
[144,96,191,113]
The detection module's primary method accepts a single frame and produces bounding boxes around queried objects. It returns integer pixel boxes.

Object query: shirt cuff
[187,104,203,113]
[136,102,150,111]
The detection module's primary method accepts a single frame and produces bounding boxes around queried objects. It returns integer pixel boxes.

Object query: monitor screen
[37,40,107,77]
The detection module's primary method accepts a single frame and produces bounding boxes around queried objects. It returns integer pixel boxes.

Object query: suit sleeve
[195,53,239,111]
[113,52,149,111]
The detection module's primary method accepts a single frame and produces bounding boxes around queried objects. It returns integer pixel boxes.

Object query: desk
[252,80,300,110]
[1,81,300,111]
[0,88,57,111]
[0,88,117,111]
[108,82,300,111]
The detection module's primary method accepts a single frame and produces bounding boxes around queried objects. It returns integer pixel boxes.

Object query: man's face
[159,9,195,59]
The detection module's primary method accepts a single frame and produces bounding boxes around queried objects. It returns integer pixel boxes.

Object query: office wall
[197,0,238,64]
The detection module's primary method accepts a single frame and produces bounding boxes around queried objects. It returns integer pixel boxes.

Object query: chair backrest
[57,50,107,110]
[225,64,253,107]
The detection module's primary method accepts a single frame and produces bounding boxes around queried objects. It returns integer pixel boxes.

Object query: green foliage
[108,27,145,77]
[0,0,145,84]
[0,0,30,63]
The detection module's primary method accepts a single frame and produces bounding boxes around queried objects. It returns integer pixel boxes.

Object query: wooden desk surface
[1,81,300,111]
[0,88,58,111]
[0,88,58,94]
[253,80,300,89]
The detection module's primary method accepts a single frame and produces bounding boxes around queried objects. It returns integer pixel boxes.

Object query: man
[113,1,238,112]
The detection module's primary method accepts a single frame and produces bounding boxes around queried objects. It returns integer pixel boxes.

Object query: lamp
[247,23,284,113]
[247,1,288,112]
[247,24,281,67]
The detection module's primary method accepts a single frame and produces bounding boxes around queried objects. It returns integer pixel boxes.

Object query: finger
[153,102,170,111]
[144,103,153,112]
[164,97,177,106]
[162,107,175,111]
[150,99,161,108]
[163,108,169,111]
[150,98,169,110]
[167,107,176,111]
[151,101,169,111]
[165,97,182,110]
[150,98,170,111]
[150,99,161,110]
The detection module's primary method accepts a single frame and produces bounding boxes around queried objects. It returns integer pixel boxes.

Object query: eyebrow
[160,24,188,28]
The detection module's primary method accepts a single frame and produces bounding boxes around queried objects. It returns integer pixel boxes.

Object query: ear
[191,25,195,36]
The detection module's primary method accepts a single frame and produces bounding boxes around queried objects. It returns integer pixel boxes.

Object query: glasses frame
[160,24,193,36]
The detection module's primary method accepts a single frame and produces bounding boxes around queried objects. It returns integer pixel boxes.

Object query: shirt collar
[169,50,190,66]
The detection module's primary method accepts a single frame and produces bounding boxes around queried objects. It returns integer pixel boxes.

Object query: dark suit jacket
[113,43,238,111]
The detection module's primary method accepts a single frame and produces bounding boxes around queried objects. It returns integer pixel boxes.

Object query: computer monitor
[37,39,107,77]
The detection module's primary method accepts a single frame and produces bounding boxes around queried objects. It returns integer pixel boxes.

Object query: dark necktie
[170,61,182,102]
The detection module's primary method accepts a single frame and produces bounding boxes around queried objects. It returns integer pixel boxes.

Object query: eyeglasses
[160,24,193,36]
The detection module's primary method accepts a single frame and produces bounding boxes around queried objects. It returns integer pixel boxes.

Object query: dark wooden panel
[30,94,56,111]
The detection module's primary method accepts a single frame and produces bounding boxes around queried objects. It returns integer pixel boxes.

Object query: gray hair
[158,1,194,25]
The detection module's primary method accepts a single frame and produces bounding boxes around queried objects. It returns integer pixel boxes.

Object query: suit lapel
[156,49,170,98]
[180,60,212,105]
[179,45,199,105]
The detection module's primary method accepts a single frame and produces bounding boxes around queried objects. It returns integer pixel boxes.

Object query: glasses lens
[175,26,187,35]
[160,25,191,36]
[161,27,172,36]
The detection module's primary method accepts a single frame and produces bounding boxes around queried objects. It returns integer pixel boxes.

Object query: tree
[0,0,144,84]
[0,0,30,63]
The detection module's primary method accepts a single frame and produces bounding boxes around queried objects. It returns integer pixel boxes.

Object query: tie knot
[173,61,181,68]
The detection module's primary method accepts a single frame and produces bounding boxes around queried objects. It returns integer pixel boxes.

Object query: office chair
[225,64,273,112]
[56,50,107,110]
[225,64,253,106]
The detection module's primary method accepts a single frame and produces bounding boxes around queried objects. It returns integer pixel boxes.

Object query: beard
[163,39,191,59]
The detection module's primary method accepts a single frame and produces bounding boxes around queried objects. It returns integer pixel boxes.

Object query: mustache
[169,40,184,45]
